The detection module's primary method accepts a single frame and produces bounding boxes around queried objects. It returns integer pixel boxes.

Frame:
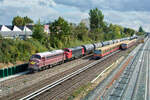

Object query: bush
[0,39,48,64]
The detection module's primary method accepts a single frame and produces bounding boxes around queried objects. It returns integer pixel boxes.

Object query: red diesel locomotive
[29,50,65,71]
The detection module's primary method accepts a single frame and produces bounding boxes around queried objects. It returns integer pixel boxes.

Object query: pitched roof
[1,25,11,31]
[5,25,13,30]
[18,26,32,32]
[26,25,33,30]
[23,26,32,32]
[13,26,22,31]
[18,26,24,31]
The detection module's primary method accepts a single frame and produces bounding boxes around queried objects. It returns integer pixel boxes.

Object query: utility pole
[24,25,27,40]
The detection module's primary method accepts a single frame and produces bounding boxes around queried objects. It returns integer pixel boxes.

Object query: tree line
[0,8,145,64]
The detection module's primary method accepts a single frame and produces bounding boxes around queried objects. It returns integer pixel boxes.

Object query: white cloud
[0,0,59,23]
[0,0,150,32]
[0,0,56,7]
[55,0,150,11]
[104,10,150,32]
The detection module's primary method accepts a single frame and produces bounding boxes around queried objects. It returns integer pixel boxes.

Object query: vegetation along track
[1,45,136,100]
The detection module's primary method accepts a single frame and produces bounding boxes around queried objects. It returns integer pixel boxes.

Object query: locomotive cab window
[31,55,41,59]
[65,49,70,52]
[94,50,101,54]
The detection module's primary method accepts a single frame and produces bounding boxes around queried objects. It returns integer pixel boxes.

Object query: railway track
[1,45,136,100]
[20,50,120,100]
[131,38,150,100]
[99,38,149,100]
[21,47,135,100]
[29,45,137,100]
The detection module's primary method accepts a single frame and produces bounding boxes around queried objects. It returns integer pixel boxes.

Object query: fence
[0,63,28,78]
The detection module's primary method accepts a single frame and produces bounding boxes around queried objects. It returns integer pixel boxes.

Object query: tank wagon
[93,42,103,50]
[81,44,95,55]
[102,41,110,46]
[112,39,121,44]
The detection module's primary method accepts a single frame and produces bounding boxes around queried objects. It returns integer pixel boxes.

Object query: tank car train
[28,36,137,72]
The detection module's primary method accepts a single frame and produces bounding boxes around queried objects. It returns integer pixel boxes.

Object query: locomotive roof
[36,52,52,57]
[36,50,64,57]
[50,50,64,54]
[122,39,137,45]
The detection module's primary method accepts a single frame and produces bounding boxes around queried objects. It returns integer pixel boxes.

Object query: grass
[67,83,92,100]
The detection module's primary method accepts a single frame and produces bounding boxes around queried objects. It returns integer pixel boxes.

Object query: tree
[32,20,46,43]
[49,17,71,36]
[138,26,144,32]
[12,16,33,26]
[75,22,89,41]
[124,28,135,36]
[113,25,121,38]
[12,16,25,26]
[89,8,105,30]
[23,16,33,25]
[49,17,72,48]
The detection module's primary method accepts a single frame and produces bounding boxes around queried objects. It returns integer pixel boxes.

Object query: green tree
[113,25,121,38]
[23,16,33,25]
[124,28,135,36]
[90,28,104,41]
[12,16,33,26]
[32,20,46,43]
[138,26,144,32]
[12,16,25,26]
[89,8,105,30]
[50,17,71,36]
[49,17,72,48]
[74,22,89,41]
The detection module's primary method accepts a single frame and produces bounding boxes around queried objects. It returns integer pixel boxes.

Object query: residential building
[44,25,50,34]
[0,25,33,39]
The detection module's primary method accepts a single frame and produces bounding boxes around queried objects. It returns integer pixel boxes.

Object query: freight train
[28,36,137,72]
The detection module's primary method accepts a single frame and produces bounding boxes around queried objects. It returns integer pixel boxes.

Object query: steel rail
[20,50,120,100]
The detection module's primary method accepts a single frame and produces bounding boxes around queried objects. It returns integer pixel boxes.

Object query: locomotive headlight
[31,61,35,64]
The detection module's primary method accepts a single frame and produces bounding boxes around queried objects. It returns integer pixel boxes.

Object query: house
[44,25,50,34]
[0,25,33,39]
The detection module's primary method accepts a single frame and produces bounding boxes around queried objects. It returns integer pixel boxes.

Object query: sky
[0,0,150,32]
